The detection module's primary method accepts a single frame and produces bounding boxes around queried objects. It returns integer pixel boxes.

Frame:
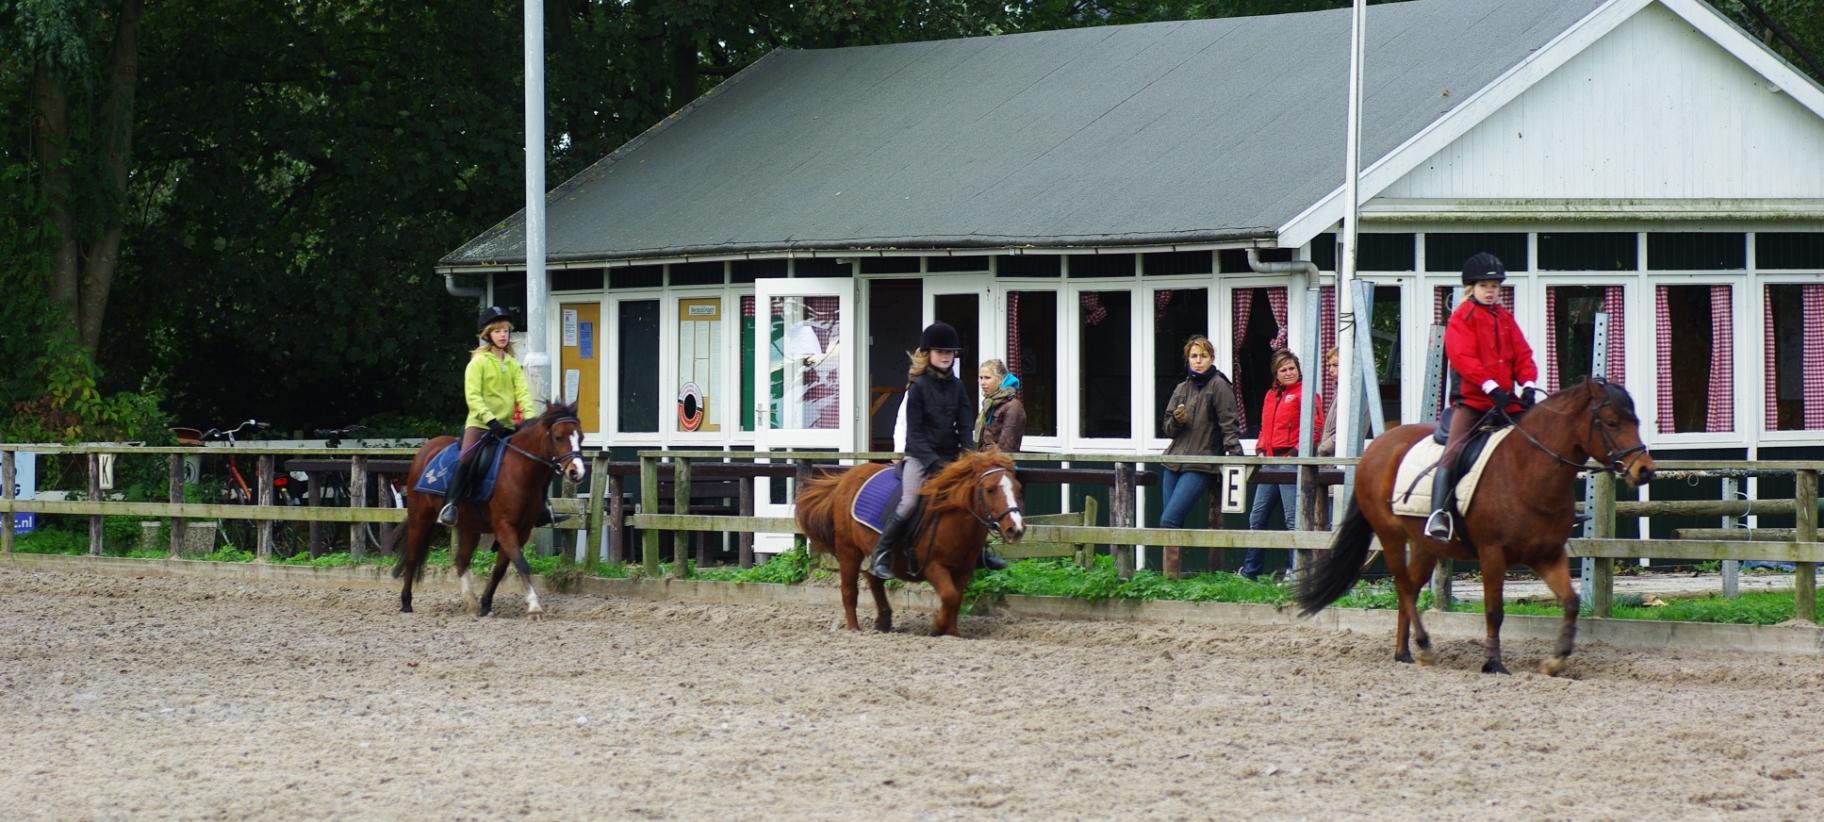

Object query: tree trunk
[31,65,80,332]
[77,0,146,353]
[668,27,699,110]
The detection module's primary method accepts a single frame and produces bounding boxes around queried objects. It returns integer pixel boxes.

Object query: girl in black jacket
[870,322,975,580]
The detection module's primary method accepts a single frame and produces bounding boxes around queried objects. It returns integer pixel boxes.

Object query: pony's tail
[1294,500,1374,617]
[794,472,841,555]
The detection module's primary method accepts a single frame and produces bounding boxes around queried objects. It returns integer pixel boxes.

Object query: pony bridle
[503,417,586,479]
[1511,386,1649,475]
[971,467,1024,537]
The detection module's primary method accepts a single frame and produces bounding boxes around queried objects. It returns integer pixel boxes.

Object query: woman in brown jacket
[1158,335,1244,534]
[975,359,1026,452]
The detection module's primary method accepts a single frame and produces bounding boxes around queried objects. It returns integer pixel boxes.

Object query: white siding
[1381,3,1824,200]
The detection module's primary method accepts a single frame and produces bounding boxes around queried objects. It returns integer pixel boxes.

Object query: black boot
[1423,464,1455,541]
[438,474,465,527]
[868,511,910,580]
[979,545,1009,571]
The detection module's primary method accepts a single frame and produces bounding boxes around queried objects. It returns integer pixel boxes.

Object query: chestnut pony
[1296,378,1656,675]
[393,402,587,619]
[795,450,1025,636]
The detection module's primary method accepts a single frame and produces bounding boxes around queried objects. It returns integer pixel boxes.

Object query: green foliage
[965,555,1291,604]
[13,527,86,555]
[196,545,253,563]
[689,545,811,584]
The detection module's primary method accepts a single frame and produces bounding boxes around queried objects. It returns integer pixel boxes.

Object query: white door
[753,278,856,550]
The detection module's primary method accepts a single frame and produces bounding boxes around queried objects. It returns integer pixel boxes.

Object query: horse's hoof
[400,604,413,613]
[1415,648,1437,666]
[1482,660,1510,675]
[1394,651,1413,664]
[527,610,546,622]
[1539,655,1569,676]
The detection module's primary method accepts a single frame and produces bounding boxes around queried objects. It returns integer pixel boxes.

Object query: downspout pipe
[444,271,486,300]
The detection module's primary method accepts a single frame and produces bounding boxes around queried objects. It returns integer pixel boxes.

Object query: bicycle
[313,425,408,557]
[200,419,305,558]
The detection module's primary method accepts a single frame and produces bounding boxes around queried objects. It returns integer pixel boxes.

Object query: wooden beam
[1795,469,1817,624]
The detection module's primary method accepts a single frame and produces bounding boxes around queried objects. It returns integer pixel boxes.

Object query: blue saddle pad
[412,441,507,502]
[850,466,903,534]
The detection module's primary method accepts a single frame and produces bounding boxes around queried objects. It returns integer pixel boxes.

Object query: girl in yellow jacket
[440,305,534,525]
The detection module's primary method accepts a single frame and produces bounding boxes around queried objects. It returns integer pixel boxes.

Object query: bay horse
[1295,377,1656,675]
[393,402,587,619]
[794,450,1025,636]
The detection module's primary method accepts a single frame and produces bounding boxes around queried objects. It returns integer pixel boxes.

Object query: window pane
[1656,285,1734,433]
[1231,287,1287,438]
[675,297,723,432]
[1153,289,1209,437]
[1008,291,1058,436]
[741,296,756,432]
[1143,251,1212,276]
[998,255,1061,278]
[1425,233,1527,272]
[1369,285,1403,427]
[1359,234,1417,271]
[617,300,660,433]
[1765,284,1824,431]
[1078,290,1132,438]
[1648,233,1746,270]
[1756,233,1824,270]
[1068,255,1135,278]
[1539,233,1637,271]
[934,293,981,421]
[768,296,842,430]
[1549,286,1607,389]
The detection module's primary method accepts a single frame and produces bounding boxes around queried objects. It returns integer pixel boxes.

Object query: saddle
[851,462,929,539]
[412,436,507,501]
[1390,410,1516,519]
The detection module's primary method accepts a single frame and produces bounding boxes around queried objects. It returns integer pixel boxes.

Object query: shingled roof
[442,0,1613,268]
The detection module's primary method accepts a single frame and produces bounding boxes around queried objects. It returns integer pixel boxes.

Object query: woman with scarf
[975,358,1026,453]
[1158,335,1244,543]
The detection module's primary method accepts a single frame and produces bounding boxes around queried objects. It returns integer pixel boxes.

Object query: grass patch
[689,545,811,585]
[1446,590,1823,626]
[967,555,1291,604]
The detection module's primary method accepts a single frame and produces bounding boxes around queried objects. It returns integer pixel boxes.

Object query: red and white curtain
[1545,286,1627,392]
[1655,285,1733,434]
[1320,286,1337,414]
[1232,288,1254,433]
[1266,287,1289,350]
[1764,284,1824,431]
[1006,292,1022,378]
[767,296,842,430]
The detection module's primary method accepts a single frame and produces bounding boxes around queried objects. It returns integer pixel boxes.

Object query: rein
[1503,384,1648,475]
[500,416,583,473]
[970,466,1022,537]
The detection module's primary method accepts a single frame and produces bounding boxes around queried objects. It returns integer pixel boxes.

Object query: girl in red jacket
[1424,252,1545,541]
[1242,348,1323,580]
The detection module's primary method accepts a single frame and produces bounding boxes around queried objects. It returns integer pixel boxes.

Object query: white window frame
[605,291,666,445]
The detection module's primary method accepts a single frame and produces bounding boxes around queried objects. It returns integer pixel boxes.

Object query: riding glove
[487,418,513,438]
[1488,387,1514,410]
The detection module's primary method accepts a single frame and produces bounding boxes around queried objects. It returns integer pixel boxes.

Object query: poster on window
[677,298,722,432]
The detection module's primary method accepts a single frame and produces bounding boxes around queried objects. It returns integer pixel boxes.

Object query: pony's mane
[921,449,1016,516]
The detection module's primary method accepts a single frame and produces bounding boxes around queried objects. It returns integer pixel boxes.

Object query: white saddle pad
[1389,427,1516,519]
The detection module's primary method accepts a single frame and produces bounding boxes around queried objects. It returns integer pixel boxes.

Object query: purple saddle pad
[850,467,903,534]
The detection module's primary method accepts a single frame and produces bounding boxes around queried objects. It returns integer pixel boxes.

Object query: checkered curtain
[1603,286,1627,385]
[1320,286,1337,412]
[1267,287,1289,350]
[1545,287,1560,392]
[1655,286,1675,433]
[771,296,841,430]
[1706,285,1733,433]
[1154,290,1174,320]
[1080,293,1109,326]
[1763,286,1777,431]
[1006,292,1022,378]
[1807,286,1824,430]
[1232,288,1254,433]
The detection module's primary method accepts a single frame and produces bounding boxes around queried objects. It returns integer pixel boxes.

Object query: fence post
[1721,476,1739,599]
[1591,471,1617,617]
[349,456,368,563]
[672,456,692,578]
[167,454,185,557]
[640,454,660,576]
[256,454,275,561]
[738,475,755,569]
[1431,560,1453,611]
[89,452,103,556]
[1795,469,1817,624]
[608,471,626,566]
[584,453,609,570]
[1112,462,1135,578]
[794,460,814,556]
[2,449,14,554]
[306,472,323,557]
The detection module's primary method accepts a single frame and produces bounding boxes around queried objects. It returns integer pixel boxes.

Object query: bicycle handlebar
[201,419,269,441]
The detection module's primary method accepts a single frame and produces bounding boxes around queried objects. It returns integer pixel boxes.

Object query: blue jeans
[1158,469,1214,530]
[1242,481,1297,578]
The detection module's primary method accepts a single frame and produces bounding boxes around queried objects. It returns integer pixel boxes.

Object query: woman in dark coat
[975,358,1026,453]
[870,322,976,580]
[1158,335,1244,539]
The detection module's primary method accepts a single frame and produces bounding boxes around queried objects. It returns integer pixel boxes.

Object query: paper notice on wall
[563,369,581,406]
[784,324,823,357]
[579,321,594,359]
[562,309,579,347]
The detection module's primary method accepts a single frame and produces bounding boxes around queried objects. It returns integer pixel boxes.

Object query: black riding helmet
[919,321,962,352]
[477,305,514,334]
[1461,252,1507,285]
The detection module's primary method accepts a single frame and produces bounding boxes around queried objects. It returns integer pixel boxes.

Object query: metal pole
[1721,476,1740,599]
[522,0,550,412]
[1581,311,1610,606]
[1334,0,1368,517]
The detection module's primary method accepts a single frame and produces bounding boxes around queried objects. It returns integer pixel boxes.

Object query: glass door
[752,278,855,549]
[924,280,990,421]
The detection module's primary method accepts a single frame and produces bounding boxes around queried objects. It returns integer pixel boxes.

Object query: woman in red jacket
[1242,348,1323,581]
[1424,252,1546,541]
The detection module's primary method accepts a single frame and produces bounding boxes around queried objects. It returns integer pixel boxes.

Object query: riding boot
[535,502,573,527]
[438,473,465,527]
[868,511,910,580]
[978,544,1009,571]
[1423,464,1455,541]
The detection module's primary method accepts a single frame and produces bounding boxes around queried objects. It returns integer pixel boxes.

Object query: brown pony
[1295,378,1656,675]
[393,402,587,619]
[795,450,1025,636]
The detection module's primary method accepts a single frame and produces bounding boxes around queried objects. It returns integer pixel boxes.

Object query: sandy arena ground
[1,566,1819,821]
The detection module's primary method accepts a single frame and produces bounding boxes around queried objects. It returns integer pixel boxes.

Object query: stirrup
[869,547,897,580]
[1423,509,1454,541]
[438,503,458,526]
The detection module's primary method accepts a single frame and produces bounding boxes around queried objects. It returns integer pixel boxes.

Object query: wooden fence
[3,444,1818,623]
